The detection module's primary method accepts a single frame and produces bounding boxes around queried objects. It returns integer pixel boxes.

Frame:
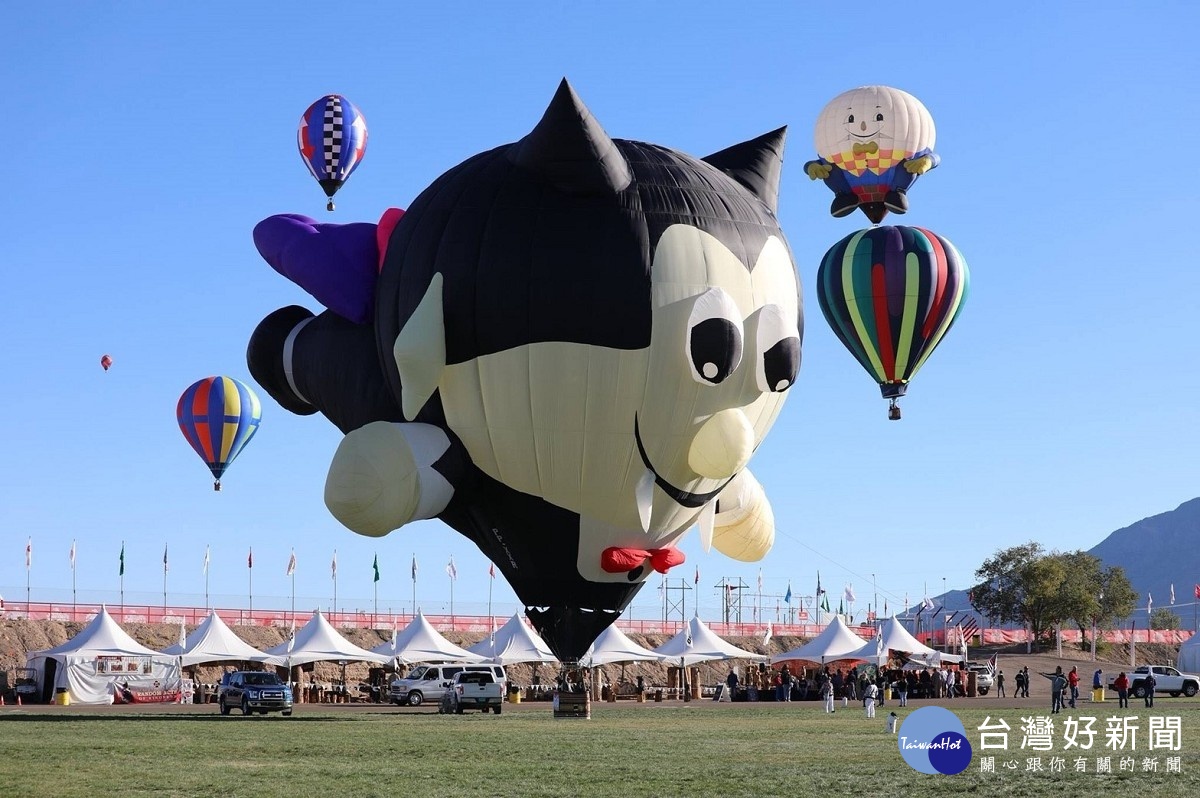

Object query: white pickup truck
[439,671,504,714]
[1108,666,1200,698]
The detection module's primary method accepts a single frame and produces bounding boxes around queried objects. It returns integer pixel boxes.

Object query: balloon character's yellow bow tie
[852,141,879,156]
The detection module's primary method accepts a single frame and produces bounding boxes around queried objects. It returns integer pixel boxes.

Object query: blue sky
[3,2,1197,623]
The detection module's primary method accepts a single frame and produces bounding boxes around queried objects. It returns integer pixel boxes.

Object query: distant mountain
[1089,497,1200,621]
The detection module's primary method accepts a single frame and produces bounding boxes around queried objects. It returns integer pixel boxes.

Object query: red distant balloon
[100,355,113,371]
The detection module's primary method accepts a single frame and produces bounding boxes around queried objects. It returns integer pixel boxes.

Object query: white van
[389,662,506,706]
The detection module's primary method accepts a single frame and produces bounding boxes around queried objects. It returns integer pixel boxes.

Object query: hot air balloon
[177,376,262,490]
[298,95,367,212]
[100,354,113,371]
[816,226,968,419]
[247,80,800,663]
[804,86,938,224]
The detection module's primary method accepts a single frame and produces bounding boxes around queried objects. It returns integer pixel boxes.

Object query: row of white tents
[26,607,958,705]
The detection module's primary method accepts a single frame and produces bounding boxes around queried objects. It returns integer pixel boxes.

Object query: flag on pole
[331,550,338,578]
[844,584,856,604]
[488,562,495,579]
[883,599,888,616]
[286,549,296,576]
[203,545,210,575]
[986,652,998,675]
[163,544,169,574]
[178,622,187,650]
[816,571,824,596]
[25,538,31,570]
[373,553,380,583]
[904,593,909,613]
[694,565,700,586]
[247,547,253,569]
[69,540,76,571]
[412,555,418,582]
[922,596,935,610]
[1195,583,1200,600]
[875,627,885,660]
[784,583,792,604]
[1147,593,1153,614]
[763,622,773,646]
[757,568,763,593]
[838,598,844,616]
[821,592,830,613]
[1170,584,1176,605]
[119,542,125,576]
[446,556,457,580]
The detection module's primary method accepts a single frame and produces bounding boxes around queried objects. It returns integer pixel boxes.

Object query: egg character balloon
[804,86,938,224]
[247,80,802,660]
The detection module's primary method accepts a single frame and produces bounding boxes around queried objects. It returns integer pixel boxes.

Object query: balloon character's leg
[888,400,901,421]
[885,167,917,214]
[823,171,858,218]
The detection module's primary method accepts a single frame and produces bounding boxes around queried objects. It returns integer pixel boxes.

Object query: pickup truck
[438,671,504,714]
[1108,665,1200,698]
[218,671,294,716]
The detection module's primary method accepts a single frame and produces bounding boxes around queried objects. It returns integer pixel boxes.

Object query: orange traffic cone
[1,694,5,705]
[16,695,21,706]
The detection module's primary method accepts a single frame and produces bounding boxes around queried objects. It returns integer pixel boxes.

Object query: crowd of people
[722,663,969,705]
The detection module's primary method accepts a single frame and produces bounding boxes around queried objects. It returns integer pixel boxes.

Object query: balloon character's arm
[901,149,940,176]
[709,470,775,561]
[803,157,833,181]
[324,421,466,538]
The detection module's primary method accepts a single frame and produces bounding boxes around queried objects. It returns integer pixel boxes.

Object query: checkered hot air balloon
[297,95,368,211]
[177,376,262,491]
[816,226,969,420]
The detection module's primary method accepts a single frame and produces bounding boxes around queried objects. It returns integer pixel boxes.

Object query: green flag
[372,553,380,583]
[821,593,830,613]
[838,598,844,615]
[118,542,125,576]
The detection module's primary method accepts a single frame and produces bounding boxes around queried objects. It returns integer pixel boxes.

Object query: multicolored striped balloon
[297,94,368,211]
[177,376,262,490]
[816,226,968,418]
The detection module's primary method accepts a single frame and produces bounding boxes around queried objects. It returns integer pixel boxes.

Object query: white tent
[160,610,283,667]
[467,613,557,665]
[263,610,391,666]
[652,615,767,666]
[26,606,182,705]
[1177,633,1200,673]
[370,611,483,664]
[772,616,871,664]
[844,617,963,665]
[581,624,665,667]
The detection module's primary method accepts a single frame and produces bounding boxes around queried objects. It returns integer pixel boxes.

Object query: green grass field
[1,701,1197,797]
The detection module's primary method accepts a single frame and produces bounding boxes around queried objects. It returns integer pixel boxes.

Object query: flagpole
[70,540,76,616]
[119,540,125,615]
[26,538,31,612]
[291,571,296,627]
[163,544,168,613]
[332,550,338,618]
[204,545,210,610]
[249,548,254,617]
[411,554,417,617]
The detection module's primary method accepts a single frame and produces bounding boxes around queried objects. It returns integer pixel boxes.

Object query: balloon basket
[213,481,222,492]
[552,690,590,720]
[887,401,901,421]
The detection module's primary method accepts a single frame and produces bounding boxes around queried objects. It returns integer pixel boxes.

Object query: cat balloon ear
[702,127,787,214]
[253,213,387,324]
[507,78,631,195]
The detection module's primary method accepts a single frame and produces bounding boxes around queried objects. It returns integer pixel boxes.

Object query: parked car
[389,662,506,707]
[965,665,993,695]
[438,671,504,714]
[1107,666,1200,698]
[218,671,294,716]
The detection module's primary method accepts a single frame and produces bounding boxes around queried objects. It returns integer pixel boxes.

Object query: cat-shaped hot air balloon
[248,80,802,660]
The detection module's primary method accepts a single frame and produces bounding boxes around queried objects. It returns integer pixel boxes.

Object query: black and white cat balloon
[248,80,802,660]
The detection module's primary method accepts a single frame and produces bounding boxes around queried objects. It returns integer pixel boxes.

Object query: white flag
[202,545,210,575]
[844,584,856,604]
[1170,584,1176,605]
[69,540,76,571]
[446,556,457,580]
[763,623,773,646]
[1147,593,1153,614]
[286,549,296,576]
[331,550,338,578]
[178,622,187,650]
[875,628,885,659]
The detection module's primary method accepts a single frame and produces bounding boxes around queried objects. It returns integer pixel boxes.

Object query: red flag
[1195,584,1200,600]
[248,548,253,569]
[488,563,495,579]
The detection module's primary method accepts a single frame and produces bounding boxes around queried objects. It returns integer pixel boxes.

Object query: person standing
[1040,667,1066,714]
[821,675,835,714]
[1144,672,1157,708]
[726,668,738,701]
[863,681,878,718]
[1113,671,1130,709]
[1021,667,1032,698]
[996,670,1006,698]
[1067,666,1080,708]
[1014,669,1025,698]
[896,673,909,707]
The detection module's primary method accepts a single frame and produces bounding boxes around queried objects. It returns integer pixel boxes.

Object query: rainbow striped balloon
[816,226,968,415]
[177,376,262,490]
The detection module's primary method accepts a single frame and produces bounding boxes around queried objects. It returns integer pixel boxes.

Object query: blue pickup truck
[218,671,294,716]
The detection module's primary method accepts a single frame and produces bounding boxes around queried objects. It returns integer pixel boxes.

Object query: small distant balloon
[298,95,367,212]
[177,376,262,491]
[100,354,113,371]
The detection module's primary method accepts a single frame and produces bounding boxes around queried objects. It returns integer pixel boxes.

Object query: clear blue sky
[3,2,1197,623]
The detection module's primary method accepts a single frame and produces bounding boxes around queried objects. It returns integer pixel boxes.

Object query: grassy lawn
[0,702,1197,797]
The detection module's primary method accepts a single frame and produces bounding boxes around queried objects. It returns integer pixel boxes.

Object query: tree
[1149,608,1181,630]
[1055,551,1137,644]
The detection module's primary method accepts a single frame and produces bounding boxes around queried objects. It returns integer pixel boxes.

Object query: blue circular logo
[897,706,973,775]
